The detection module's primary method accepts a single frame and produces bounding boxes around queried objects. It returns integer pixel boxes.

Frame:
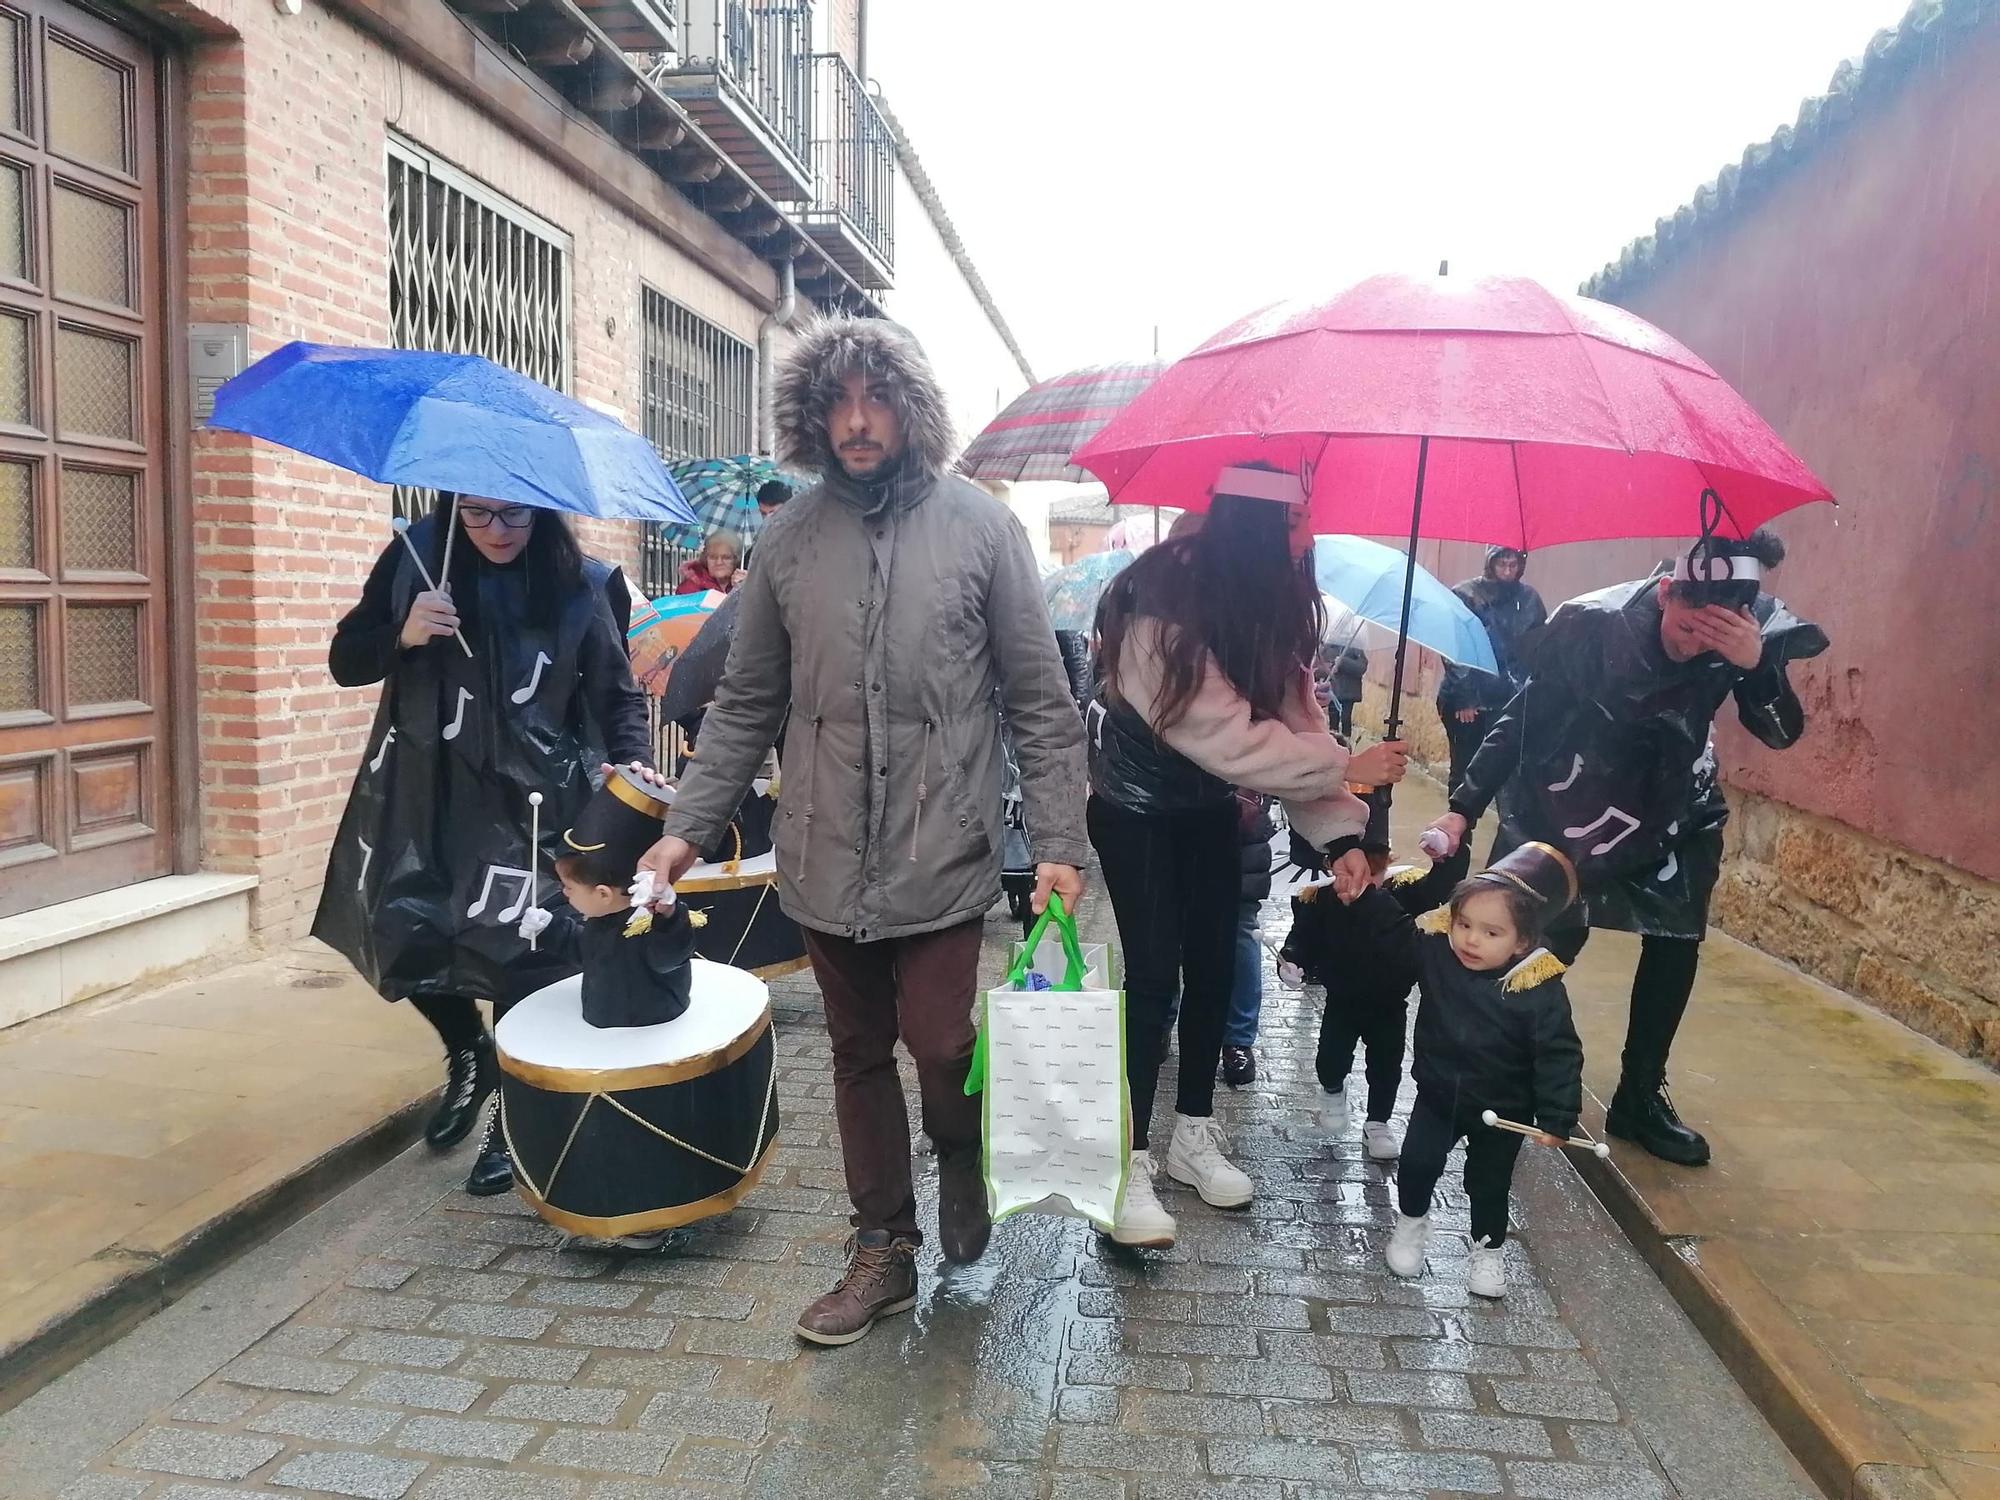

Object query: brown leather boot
[794,1230,918,1346]
[936,1147,991,1264]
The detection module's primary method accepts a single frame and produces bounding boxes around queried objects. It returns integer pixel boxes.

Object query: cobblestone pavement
[26,901,1818,1500]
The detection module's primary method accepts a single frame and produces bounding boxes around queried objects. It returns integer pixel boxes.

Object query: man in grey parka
[639,316,1089,1346]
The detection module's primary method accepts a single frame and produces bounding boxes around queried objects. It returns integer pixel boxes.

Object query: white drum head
[497,959,769,1070]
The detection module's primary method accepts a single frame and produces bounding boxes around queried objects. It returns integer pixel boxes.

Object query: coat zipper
[798,713,823,882]
[910,717,934,862]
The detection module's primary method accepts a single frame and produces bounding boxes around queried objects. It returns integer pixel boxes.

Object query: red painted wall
[1389,21,2000,883]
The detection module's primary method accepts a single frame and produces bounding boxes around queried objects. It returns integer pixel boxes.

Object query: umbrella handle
[1383,434,1429,740]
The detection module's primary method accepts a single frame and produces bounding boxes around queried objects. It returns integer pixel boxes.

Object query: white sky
[870,0,1914,375]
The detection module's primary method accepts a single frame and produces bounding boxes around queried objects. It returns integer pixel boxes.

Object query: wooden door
[0,0,170,919]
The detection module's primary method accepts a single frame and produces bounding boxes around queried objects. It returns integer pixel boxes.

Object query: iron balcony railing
[660,1,814,178]
[809,51,895,275]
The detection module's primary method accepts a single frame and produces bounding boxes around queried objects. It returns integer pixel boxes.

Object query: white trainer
[1166,1114,1254,1208]
[1318,1088,1351,1136]
[1467,1237,1508,1299]
[1385,1212,1430,1278]
[1110,1150,1178,1249]
[1362,1119,1401,1161]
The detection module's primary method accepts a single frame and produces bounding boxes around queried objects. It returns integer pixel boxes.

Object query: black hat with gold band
[562,766,670,879]
[1472,841,1578,917]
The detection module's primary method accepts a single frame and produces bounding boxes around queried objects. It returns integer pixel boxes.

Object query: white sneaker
[1110,1150,1178,1248]
[1318,1088,1351,1136]
[1467,1237,1508,1299]
[1363,1119,1401,1161]
[1166,1114,1255,1209]
[1386,1212,1429,1278]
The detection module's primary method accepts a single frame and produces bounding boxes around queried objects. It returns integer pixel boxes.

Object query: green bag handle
[964,894,1086,1095]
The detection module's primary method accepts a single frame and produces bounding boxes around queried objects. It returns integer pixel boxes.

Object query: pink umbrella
[1070,271,1834,731]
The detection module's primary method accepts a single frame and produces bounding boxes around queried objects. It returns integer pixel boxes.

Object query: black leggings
[1088,796,1239,1151]
[1440,706,1498,801]
[409,994,492,1052]
[1545,928,1701,1084]
[1397,1089,1525,1246]
[1317,994,1407,1123]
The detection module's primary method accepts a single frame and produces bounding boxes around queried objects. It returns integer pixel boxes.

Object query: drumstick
[439,498,459,599]
[527,792,542,952]
[1480,1108,1611,1157]
[391,516,474,658]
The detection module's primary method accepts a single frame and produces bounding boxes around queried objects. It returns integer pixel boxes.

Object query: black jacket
[1279,843,1470,1004]
[1330,645,1368,705]
[1237,791,1277,904]
[1436,576,1547,715]
[1055,630,1094,717]
[1408,921,1584,1138]
[536,904,695,1029]
[1451,579,1827,939]
[1086,691,1235,816]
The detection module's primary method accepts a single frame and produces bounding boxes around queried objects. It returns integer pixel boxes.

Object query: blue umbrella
[208,342,695,525]
[661,455,800,548]
[1042,549,1134,632]
[1312,535,1496,675]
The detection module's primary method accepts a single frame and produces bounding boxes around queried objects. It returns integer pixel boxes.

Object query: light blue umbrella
[1312,535,1496,674]
[1043,549,1134,632]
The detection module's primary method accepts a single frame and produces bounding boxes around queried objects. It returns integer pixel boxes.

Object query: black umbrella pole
[1384,434,1429,742]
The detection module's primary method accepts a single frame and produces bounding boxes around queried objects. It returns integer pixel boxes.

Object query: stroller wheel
[1007,888,1030,923]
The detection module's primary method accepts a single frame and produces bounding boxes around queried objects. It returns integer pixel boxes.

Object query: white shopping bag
[1008,935,1120,991]
[971,897,1129,1230]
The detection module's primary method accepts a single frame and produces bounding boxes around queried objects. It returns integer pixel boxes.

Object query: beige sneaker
[1166,1114,1254,1208]
[1467,1237,1507,1299]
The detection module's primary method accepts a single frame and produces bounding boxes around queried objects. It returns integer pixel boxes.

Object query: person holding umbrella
[1088,464,1408,1249]
[317,494,653,1196]
[1424,527,1826,1166]
[1436,546,1545,798]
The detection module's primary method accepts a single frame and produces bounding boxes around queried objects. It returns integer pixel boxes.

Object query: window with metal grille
[637,287,754,599]
[385,137,573,519]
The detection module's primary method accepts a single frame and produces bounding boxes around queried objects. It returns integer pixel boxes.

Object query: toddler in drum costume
[524,768,700,1030]
[1384,842,1584,1301]
[1278,792,1469,1162]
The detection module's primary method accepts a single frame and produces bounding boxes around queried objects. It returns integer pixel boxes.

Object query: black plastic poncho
[1452,576,1827,940]
[312,515,650,1005]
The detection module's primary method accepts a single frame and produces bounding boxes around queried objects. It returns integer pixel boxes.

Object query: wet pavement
[3,893,1819,1500]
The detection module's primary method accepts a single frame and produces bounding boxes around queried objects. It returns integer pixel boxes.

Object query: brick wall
[176,0,765,938]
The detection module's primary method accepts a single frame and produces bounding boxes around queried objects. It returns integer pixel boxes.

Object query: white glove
[517,907,553,942]
[1278,961,1304,988]
[628,869,674,912]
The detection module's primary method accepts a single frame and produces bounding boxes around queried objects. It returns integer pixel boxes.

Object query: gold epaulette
[1415,906,1451,934]
[1296,885,1321,905]
[688,909,708,929]
[623,907,653,937]
[1503,950,1568,993]
[1388,866,1427,889]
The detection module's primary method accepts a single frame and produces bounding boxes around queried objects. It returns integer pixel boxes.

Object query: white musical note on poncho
[511,651,552,705]
[468,864,534,922]
[368,726,396,773]
[442,687,472,741]
[1563,805,1640,857]
[1547,754,1583,792]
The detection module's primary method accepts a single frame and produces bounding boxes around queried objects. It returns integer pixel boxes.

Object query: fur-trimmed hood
[772,316,958,478]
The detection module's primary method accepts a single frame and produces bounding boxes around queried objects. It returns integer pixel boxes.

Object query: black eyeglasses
[458,503,535,530]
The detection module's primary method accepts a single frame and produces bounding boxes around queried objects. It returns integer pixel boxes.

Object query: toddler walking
[1386,841,1584,1300]
[1279,794,1468,1159]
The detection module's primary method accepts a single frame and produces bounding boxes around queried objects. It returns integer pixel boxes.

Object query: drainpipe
[757,257,798,456]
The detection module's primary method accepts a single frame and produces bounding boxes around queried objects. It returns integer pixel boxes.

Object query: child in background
[1387,842,1584,1300]
[1279,792,1469,1160]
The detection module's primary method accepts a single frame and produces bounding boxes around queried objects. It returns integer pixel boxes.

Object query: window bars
[385,137,573,521]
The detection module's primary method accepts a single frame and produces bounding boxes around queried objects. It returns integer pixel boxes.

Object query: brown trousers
[801,918,986,1243]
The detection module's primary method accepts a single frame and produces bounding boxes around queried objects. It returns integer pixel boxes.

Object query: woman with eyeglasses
[314,492,652,1197]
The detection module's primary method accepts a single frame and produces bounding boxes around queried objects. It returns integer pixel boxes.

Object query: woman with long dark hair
[315,492,651,1195]
[1088,466,1407,1248]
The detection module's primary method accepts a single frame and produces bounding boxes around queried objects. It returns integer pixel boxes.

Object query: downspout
[757,257,798,456]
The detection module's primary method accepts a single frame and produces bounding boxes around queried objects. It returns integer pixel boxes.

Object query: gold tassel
[688,909,708,930]
[1388,866,1427,889]
[1415,906,1451,934]
[1503,950,1568,993]
[623,907,654,937]
[1297,885,1321,905]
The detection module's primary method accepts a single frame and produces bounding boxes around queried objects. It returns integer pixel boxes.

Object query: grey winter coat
[660,318,1090,941]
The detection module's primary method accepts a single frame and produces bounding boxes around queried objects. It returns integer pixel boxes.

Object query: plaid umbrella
[660,455,799,548]
[960,360,1166,483]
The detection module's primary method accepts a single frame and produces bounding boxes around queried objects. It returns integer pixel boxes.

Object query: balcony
[800,52,895,289]
[571,0,676,50]
[653,0,815,201]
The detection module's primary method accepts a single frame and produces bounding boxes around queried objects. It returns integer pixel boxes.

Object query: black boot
[465,1105,514,1196]
[426,1035,494,1151]
[1606,1076,1710,1166]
